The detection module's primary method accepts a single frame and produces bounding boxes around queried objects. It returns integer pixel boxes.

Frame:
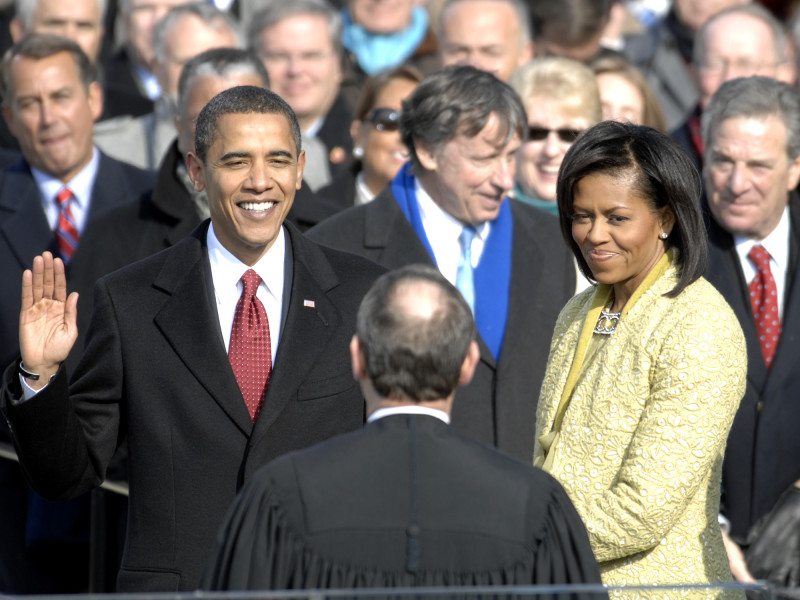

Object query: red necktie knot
[747,244,781,368]
[240,268,261,297]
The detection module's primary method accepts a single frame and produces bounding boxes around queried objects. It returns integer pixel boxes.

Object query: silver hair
[177,47,269,118]
[693,3,790,68]
[14,0,107,28]
[152,2,244,66]
[701,76,800,161]
[247,0,342,56]
[438,0,531,46]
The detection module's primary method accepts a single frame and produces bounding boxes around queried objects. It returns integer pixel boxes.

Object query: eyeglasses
[528,127,583,143]
[368,108,400,132]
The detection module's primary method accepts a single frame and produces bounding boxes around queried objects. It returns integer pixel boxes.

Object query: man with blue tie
[308,65,576,460]
[0,34,154,593]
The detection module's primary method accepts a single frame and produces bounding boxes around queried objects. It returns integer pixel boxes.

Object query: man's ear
[350,335,367,381]
[295,149,305,190]
[88,81,103,122]
[457,340,480,387]
[185,152,206,192]
[415,140,438,172]
[9,18,24,43]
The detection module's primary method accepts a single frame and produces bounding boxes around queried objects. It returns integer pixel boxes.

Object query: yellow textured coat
[535,251,746,590]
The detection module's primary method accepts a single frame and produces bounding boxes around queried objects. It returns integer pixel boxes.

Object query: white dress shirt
[32,147,100,234]
[368,405,450,424]
[415,178,490,287]
[734,207,790,318]
[207,223,285,366]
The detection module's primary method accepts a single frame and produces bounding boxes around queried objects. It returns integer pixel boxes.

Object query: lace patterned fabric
[535,250,747,596]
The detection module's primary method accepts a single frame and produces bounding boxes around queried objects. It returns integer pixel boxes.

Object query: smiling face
[416,112,519,226]
[256,14,341,130]
[351,76,417,195]
[3,51,101,183]
[516,95,591,202]
[571,171,673,306]
[705,115,800,241]
[438,0,531,83]
[186,111,305,265]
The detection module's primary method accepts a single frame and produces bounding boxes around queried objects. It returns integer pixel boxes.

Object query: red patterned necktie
[54,188,79,262]
[228,269,272,422]
[748,244,781,368]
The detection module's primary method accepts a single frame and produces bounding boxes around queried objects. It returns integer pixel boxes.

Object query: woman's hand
[721,528,756,583]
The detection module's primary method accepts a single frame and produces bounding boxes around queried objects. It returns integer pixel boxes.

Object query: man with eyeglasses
[247,0,353,192]
[308,66,576,461]
[671,3,795,172]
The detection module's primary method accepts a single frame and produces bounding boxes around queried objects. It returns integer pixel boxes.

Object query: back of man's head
[356,264,476,402]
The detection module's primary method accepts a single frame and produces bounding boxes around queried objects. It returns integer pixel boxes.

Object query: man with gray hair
[702,75,800,586]
[203,264,601,591]
[672,3,795,172]
[308,66,575,461]
[94,2,242,169]
[437,0,533,83]
[248,0,353,190]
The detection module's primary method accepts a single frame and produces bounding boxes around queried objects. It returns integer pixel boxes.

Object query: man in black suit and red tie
[701,76,800,586]
[203,264,602,592]
[1,84,384,592]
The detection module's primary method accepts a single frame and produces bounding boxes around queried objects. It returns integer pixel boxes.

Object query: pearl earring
[660,232,669,239]
[352,146,364,159]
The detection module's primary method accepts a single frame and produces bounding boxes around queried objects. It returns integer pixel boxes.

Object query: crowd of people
[1,0,799,596]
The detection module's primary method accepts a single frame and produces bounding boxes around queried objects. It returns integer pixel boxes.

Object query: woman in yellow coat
[534,121,747,592]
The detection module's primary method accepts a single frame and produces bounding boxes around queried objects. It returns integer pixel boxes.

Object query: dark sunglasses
[368,108,400,132]
[528,127,583,143]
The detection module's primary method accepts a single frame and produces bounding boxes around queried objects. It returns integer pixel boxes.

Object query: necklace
[594,304,621,335]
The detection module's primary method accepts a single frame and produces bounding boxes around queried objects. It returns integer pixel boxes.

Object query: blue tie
[456,226,477,313]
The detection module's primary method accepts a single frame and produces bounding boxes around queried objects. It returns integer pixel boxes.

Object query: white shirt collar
[207,222,285,304]
[33,146,100,217]
[368,405,450,424]
[734,206,790,275]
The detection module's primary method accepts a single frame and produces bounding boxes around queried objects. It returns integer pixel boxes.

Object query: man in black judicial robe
[202,265,601,591]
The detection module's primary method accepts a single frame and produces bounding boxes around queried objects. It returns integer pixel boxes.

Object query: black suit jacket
[705,192,800,540]
[1,222,386,592]
[307,188,576,460]
[0,153,155,373]
[203,414,602,590]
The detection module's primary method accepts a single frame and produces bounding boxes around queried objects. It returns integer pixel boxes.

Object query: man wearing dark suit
[0,34,153,594]
[86,48,339,281]
[308,66,576,461]
[701,76,800,585]
[203,264,602,591]
[1,85,385,592]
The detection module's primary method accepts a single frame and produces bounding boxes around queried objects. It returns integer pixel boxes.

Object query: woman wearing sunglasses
[509,57,601,216]
[318,65,422,209]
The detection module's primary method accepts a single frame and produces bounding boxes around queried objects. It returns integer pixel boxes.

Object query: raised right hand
[19,252,79,389]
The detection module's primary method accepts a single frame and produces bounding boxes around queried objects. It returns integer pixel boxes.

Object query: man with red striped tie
[0,34,154,593]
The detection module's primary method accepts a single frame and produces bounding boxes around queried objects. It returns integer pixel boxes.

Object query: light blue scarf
[341,6,429,76]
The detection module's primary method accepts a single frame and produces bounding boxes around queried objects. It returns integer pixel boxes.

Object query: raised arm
[19,251,78,388]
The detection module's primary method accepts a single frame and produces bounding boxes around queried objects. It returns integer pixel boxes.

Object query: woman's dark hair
[556,120,706,297]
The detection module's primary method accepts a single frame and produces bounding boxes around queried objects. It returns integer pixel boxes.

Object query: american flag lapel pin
[304,299,316,308]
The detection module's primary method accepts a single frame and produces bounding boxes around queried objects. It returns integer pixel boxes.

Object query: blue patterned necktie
[456,226,477,313]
